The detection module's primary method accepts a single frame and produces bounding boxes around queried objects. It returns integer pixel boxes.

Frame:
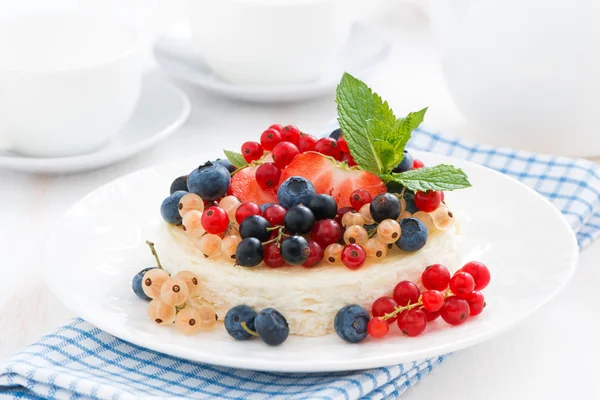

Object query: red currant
[311,219,342,249]
[397,309,427,337]
[260,128,282,151]
[465,291,486,316]
[263,204,286,226]
[367,318,389,339]
[421,264,451,291]
[241,141,263,163]
[297,133,318,153]
[335,207,356,224]
[371,296,398,324]
[281,125,301,145]
[460,261,491,291]
[235,202,261,224]
[449,272,475,297]
[341,244,366,270]
[440,296,470,325]
[255,162,281,189]
[441,192,445,202]
[349,189,372,211]
[342,152,357,167]
[413,159,425,169]
[422,308,440,321]
[302,240,324,267]
[314,137,343,160]
[421,290,444,312]
[201,206,229,234]
[268,124,284,133]
[264,243,285,267]
[393,281,420,306]
[338,135,349,152]
[414,190,442,212]
[272,142,299,169]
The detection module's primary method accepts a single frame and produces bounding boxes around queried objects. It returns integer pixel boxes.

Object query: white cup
[0,13,142,157]
[189,0,352,85]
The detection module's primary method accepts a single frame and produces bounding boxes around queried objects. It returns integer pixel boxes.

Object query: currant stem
[241,321,259,337]
[381,290,452,321]
[146,241,164,270]
[262,225,288,246]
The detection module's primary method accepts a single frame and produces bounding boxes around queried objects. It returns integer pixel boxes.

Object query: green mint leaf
[223,150,248,168]
[392,107,427,161]
[384,164,472,192]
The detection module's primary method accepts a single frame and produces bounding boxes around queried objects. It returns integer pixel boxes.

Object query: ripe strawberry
[229,165,278,204]
[280,152,386,208]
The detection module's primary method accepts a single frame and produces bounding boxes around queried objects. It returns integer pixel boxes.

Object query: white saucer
[153,22,391,102]
[0,74,191,174]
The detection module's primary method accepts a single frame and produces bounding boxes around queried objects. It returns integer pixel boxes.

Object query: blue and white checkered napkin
[2,128,600,400]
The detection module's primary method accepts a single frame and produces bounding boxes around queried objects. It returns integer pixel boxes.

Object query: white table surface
[1,3,599,399]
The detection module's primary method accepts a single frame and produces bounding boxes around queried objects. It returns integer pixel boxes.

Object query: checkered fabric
[1,128,597,400]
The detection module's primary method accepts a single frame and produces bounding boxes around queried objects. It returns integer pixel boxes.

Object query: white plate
[0,74,191,174]
[43,152,578,372]
[153,22,391,103]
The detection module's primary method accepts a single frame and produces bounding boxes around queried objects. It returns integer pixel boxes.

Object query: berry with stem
[393,280,420,307]
[239,215,271,242]
[397,308,427,337]
[372,296,398,324]
[421,290,444,312]
[241,141,263,163]
[367,318,389,338]
[224,305,257,340]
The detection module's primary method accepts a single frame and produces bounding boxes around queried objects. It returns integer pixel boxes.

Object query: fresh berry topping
[343,225,368,246]
[235,237,264,267]
[239,215,271,242]
[199,234,222,257]
[170,175,188,194]
[465,291,486,316]
[370,193,401,222]
[341,212,364,227]
[263,204,287,226]
[182,210,205,237]
[147,299,176,325]
[201,206,229,234]
[367,318,389,339]
[241,141,264,163]
[264,242,286,268]
[302,240,324,267]
[376,219,401,244]
[260,128,283,151]
[334,304,370,343]
[396,217,428,252]
[460,261,491,291]
[392,150,414,173]
[372,296,398,324]
[225,305,258,340]
[336,206,355,224]
[440,296,470,325]
[188,162,231,201]
[337,135,349,153]
[142,268,169,300]
[341,152,357,166]
[422,308,441,321]
[272,142,300,169]
[284,205,315,234]
[449,271,475,297]
[174,307,204,335]
[393,281,420,306]
[260,203,275,213]
[413,159,424,169]
[397,308,427,336]
[229,165,278,205]
[277,176,316,209]
[214,158,236,173]
[255,307,290,346]
[281,125,301,145]
[220,235,241,260]
[280,152,386,208]
[349,189,371,211]
[329,128,342,140]
[364,238,387,260]
[297,133,318,153]
[235,202,262,225]
[421,290,444,312]
[414,190,442,213]
[421,264,451,291]
[178,193,204,217]
[161,191,187,225]
[160,277,189,306]
[311,219,342,249]
[280,235,310,265]
[255,162,281,189]
[314,137,343,159]
[308,194,338,220]
[324,243,344,264]
[269,124,284,133]
[132,267,155,301]
[341,244,366,270]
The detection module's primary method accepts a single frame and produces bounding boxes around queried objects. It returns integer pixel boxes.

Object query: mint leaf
[383,164,471,192]
[223,150,248,168]
[392,107,427,158]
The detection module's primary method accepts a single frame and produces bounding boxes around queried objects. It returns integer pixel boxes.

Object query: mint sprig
[223,150,248,168]
[383,165,472,192]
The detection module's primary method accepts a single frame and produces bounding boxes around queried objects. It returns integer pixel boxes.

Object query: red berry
[302,240,324,267]
[440,296,470,325]
[414,190,442,212]
[460,261,491,291]
[264,243,285,267]
[421,264,451,291]
[371,296,398,324]
[297,133,318,153]
[422,308,440,321]
[255,162,281,189]
[272,142,300,169]
[392,281,420,306]
[201,206,229,234]
[314,138,343,160]
[260,128,283,151]
[342,152,357,167]
[281,125,301,145]
[421,290,444,312]
[465,291,486,316]
[413,159,425,169]
[341,244,366,270]
[441,192,445,201]
[311,219,342,249]
[397,309,427,337]
[449,272,475,297]
[241,141,263,163]
[349,189,372,211]
[367,318,389,338]
[338,135,349,152]
[263,204,286,226]
[335,206,355,224]
[235,202,261,224]
[268,124,284,133]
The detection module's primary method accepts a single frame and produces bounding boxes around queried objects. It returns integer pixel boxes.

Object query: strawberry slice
[280,152,386,208]
[229,165,278,205]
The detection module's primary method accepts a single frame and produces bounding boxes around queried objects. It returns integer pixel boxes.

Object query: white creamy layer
[158,222,463,336]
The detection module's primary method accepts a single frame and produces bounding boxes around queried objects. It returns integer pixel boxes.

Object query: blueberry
[334,304,370,343]
[329,128,342,140]
[284,205,315,234]
[403,191,419,213]
[132,267,155,301]
[169,175,188,194]
[187,161,231,201]
[255,308,289,346]
[392,150,414,173]
[260,203,276,213]
[224,305,258,340]
[280,235,310,265]
[235,237,264,267]
[385,181,404,194]
[277,176,316,209]
[239,215,271,242]
[396,217,428,252]
[370,193,400,222]
[308,194,338,220]
[214,158,236,174]
[160,190,188,224]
